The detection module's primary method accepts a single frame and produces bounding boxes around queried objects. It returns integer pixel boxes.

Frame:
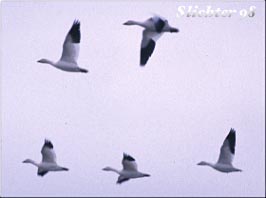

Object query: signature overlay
[176,6,256,18]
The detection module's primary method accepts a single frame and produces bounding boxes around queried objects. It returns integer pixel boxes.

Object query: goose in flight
[23,139,69,176]
[37,20,88,73]
[197,128,242,173]
[123,15,179,66]
[102,153,150,184]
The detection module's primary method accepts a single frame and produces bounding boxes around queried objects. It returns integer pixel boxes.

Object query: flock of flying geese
[23,15,242,184]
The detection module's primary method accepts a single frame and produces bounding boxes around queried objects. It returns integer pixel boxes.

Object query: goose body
[124,15,179,66]
[197,128,242,173]
[37,20,88,73]
[103,153,150,184]
[23,139,69,176]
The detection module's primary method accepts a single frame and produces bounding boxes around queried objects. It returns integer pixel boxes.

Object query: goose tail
[79,68,88,73]
[61,167,69,171]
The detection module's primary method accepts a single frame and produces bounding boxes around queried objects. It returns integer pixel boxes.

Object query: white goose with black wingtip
[23,139,69,176]
[197,128,242,173]
[37,20,88,73]
[124,15,179,66]
[102,153,150,184]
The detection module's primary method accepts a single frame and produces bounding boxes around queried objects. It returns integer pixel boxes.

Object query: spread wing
[122,153,138,171]
[217,128,236,165]
[60,20,80,64]
[41,139,57,163]
[140,30,162,66]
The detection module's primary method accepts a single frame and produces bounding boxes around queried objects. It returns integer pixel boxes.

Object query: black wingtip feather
[155,17,165,33]
[140,39,156,66]
[44,139,53,149]
[116,177,130,184]
[38,171,48,177]
[123,153,135,161]
[226,128,236,154]
[230,128,236,134]
[69,19,81,43]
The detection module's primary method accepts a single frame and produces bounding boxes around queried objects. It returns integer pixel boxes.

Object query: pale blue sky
[1,0,265,197]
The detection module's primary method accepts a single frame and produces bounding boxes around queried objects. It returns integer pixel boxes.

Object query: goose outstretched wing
[60,20,81,64]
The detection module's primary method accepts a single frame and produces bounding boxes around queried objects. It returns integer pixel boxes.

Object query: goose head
[123,20,137,25]
[197,161,210,166]
[37,58,50,63]
[22,159,39,166]
[37,59,55,66]
[23,159,34,163]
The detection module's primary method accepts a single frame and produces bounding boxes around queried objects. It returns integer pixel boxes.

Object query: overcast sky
[1,0,265,197]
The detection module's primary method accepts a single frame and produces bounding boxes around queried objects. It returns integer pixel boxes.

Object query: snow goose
[37,20,88,73]
[102,153,150,184]
[23,139,69,176]
[197,128,242,173]
[123,15,179,66]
